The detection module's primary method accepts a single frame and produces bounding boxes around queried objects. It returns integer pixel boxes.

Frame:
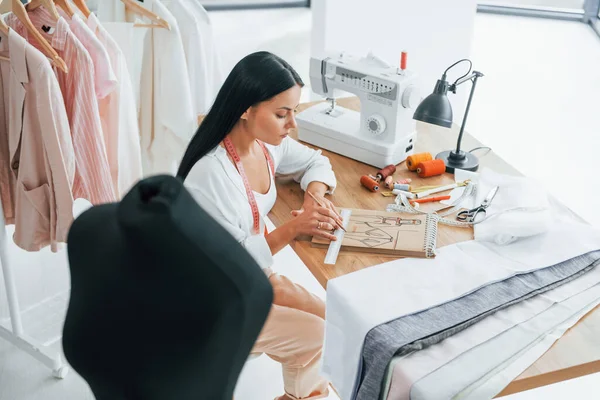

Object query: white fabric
[97,0,128,25]
[165,0,214,116]
[87,13,143,197]
[474,168,553,245]
[98,0,197,176]
[386,264,600,400]
[184,138,336,270]
[138,0,196,175]
[323,223,600,400]
[410,278,600,400]
[440,168,480,209]
[456,306,597,400]
[188,0,224,100]
[254,174,277,223]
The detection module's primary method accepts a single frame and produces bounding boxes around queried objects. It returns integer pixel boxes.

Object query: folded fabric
[455,304,595,400]
[474,168,553,245]
[411,282,600,400]
[383,258,600,400]
[322,222,600,400]
[356,252,600,400]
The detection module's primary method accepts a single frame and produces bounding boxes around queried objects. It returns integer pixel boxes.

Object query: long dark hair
[177,51,304,181]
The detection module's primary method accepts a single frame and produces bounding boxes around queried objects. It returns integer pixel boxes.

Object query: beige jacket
[0,29,75,252]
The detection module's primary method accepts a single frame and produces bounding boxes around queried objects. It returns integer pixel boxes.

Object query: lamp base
[436,150,479,173]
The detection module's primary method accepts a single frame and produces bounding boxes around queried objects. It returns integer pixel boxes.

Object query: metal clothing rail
[0,202,69,379]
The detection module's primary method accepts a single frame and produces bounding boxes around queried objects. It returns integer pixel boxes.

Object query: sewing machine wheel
[366,114,386,136]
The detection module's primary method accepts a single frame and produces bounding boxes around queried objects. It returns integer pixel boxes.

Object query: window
[481,0,584,10]
[478,0,600,38]
[199,0,310,11]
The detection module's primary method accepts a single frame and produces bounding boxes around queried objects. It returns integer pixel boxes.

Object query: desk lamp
[413,59,484,173]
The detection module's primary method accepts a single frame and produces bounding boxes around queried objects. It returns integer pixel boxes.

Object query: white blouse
[185,137,337,270]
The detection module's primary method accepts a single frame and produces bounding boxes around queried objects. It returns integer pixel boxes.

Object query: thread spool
[385,176,394,189]
[376,165,396,181]
[406,152,432,171]
[393,183,411,191]
[397,178,412,185]
[416,159,446,178]
[392,189,415,199]
[361,175,380,192]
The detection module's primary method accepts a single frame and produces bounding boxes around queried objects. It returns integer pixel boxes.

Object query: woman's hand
[289,200,342,241]
[297,192,343,222]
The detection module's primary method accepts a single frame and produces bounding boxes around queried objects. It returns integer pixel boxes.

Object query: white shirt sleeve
[272,137,337,194]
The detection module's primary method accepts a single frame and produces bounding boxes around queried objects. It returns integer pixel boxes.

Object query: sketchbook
[312,209,438,259]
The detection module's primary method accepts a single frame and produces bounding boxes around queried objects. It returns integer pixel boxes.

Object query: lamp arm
[449,71,484,93]
[453,71,483,154]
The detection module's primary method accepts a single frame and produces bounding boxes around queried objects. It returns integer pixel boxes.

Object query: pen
[307,191,347,232]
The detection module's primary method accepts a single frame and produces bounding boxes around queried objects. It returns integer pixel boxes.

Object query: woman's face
[244,84,302,146]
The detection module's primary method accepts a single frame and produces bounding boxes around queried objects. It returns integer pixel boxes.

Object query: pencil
[307,191,347,232]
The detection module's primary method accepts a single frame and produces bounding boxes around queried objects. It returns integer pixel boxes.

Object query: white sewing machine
[296,52,421,168]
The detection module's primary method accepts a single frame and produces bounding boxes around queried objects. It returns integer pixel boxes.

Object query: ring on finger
[318,222,323,229]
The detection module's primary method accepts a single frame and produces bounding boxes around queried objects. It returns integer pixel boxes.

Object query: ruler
[324,209,352,265]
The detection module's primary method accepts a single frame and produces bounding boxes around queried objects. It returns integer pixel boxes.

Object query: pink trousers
[252,271,330,400]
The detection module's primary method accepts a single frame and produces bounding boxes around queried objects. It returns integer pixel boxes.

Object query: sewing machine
[296,52,422,168]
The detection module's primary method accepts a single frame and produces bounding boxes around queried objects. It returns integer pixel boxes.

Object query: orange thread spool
[361,175,380,192]
[406,152,433,171]
[416,159,446,178]
[376,165,396,180]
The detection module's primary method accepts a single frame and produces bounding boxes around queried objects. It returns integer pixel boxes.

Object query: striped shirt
[6,11,116,205]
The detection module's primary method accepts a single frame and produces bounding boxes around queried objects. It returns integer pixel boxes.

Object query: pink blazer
[0,30,75,252]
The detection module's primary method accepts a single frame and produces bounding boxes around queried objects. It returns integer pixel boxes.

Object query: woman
[178,52,341,400]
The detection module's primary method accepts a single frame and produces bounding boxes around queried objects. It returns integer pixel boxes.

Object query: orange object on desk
[360,175,379,192]
[406,152,432,171]
[417,159,446,178]
[410,195,451,204]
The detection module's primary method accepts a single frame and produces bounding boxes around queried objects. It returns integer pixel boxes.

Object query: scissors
[457,186,499,223]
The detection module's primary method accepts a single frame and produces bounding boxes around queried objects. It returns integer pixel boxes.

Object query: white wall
[310,0,479,119]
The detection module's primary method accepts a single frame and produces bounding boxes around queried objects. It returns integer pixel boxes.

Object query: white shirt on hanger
[188,0,224,100]
[164,0,212,116]
[97,0,197,176]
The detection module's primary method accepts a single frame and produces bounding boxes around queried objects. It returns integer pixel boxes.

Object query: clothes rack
[0,202,69,379]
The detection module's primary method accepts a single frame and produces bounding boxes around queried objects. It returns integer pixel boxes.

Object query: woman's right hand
[289,203,341,241]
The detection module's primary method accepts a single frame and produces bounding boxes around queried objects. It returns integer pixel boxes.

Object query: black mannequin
[62,175,273,400]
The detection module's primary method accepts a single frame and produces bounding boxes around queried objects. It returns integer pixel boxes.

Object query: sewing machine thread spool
[407,152,433,171]
[361,175,380,192]
[397,178,412,184]
[393,183,411,191]
[376,165,396,181]
[385,176,394,189]
[417,159,446,178]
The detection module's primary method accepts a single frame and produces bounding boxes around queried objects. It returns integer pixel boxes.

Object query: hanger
[10,0,68,72]
[70,0,90,18]
[0,10,9,61]
[120,0,170,30]
[25,0,61,21]
[0,8,9,36]
[54,0,75,18]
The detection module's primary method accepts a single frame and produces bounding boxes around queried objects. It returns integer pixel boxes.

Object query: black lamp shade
[413,79,453,128]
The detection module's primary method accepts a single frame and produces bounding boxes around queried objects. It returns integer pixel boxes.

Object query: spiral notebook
[312,209,438,259]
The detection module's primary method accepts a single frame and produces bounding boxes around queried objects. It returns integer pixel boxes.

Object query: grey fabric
[355,251,600,400]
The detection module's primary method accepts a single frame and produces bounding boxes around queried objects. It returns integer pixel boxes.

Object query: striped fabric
[6,11,116,205]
